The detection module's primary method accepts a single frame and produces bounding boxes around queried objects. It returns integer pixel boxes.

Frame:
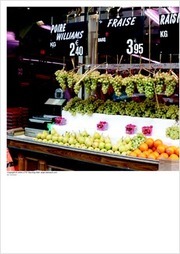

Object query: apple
[68,137,76,145]
[100,148,107,153]
[104,136,111,143]
[121,151,128,156]
[51,128,57,135]
[46,134,52,140]
[94,147,100,151]
[77,136,85,144]
[93,132,101,139]
[124,136,131,144]
[107,150,114,154]
[99,136,105,142]
[99,142,105,150]
[58,135,63,142]
[62,136,69,143]
[85,137,93,147]
[75,144,81,148]
[105,142,112,150]
[52,135,58,142]
[53,141,59,144]
[80,130,89,137]
[93,141,99,149]
[119,145,126,153]
[58,142,64,146]
[80,144,87,149]
[87,147,94,150]
[112,145,119,152]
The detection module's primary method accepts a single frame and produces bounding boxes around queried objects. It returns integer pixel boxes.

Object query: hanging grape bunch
[154,71,166,95]
[54,69,68,91]
[98,73,112,94]
[164,72,178,97]
[111,74,123,96]
[67,71,76,89]
[73,73,84,94]
[90,71,100,92]
[133,73,145,94]
[84,73,92,94]
[122,76,135,97]
[143,76,155,99]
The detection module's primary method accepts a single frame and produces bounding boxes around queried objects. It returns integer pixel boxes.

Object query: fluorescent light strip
[145,9,159,24]
[40,25,51,30]
[168,7,178,13]
[132,54,160,64]
[163,8,170,14]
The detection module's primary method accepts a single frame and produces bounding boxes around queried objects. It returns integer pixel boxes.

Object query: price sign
[98,16,144,55]
[50,21,88,57]
[159,13,179,54]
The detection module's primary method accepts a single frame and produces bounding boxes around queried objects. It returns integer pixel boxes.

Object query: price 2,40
[126,39,143,55]
[70,42,83,56]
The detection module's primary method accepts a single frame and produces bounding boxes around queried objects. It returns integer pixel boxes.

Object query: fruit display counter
[7,135,159,171]
[7,112,179,171]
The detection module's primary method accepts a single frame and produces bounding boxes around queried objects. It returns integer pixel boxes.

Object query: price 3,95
[126,39,143,55]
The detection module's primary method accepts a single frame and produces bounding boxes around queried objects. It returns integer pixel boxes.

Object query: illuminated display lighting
[144,9,159,24]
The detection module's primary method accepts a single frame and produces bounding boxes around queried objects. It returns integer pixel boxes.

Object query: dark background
[7,7,179,114]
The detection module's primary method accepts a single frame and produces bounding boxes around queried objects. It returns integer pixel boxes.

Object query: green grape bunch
[164,73,178,97]
[154,71,166,95]
[133,73,145,94]
[98,73,112,94]
[166,125,180,140]
[54,69,68,91]
[84,74,92,94]
[90,71,100,91]
[67,71,77,88]
[121,76,135,97]
[111,75,123,96]
[143,76,155,99]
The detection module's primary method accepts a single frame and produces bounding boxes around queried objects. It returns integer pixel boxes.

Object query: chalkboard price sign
[159,13,179,54]
[50,21,88,57]
[98,16,144,56]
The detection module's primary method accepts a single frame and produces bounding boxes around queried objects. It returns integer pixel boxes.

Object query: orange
[143,151,150,157]
[153,151,160,159]
[174,147,180,157]
[133,148,141,156]
[166,146,175,156]
[148,153,157,160]
[147,149,153,154]
[153,139,163,148]
[152,146,157,152]
[169,154,179,160]
[138,152,147,158]
[139,143,148,152]
[129,151,137,157]
[156,144,166,154]
[145,138,154,148]
[160,152,169,159]
[157,153,169,159]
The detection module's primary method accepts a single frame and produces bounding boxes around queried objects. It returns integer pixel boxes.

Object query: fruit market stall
[7,135,160,171]
[7,64,180,172]
[7,110,179,171]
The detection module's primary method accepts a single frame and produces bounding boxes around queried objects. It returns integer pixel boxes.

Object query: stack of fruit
[63,96,179,120]
[34,128,180,161]
[129,138,179,160]
[55,69,178,98]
